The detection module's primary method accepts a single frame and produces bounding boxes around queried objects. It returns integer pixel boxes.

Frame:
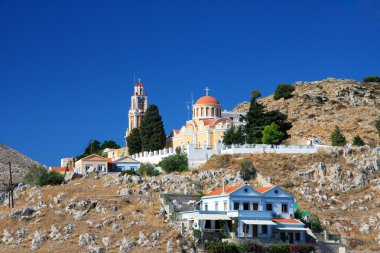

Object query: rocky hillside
[234,78,380,145]
[0,168,247,252]
[0,144,42,191]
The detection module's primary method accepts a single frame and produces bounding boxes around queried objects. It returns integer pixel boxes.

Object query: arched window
[211,107,214,117]
[197,108,199,117]
[206,107,209,117]
[201,108,204,117]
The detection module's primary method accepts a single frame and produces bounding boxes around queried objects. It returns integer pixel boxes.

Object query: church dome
[195,95,220,105]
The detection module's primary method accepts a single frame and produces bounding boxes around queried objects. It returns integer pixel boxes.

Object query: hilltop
[0,144,42,191]
[234,78,380,146]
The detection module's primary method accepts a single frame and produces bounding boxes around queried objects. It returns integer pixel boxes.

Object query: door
[252,225,258,237]
[288,232,294,243]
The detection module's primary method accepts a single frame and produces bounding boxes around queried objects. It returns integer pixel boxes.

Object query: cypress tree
[140,104,166,151]
[330,126,346,146]
[126,128,142,155]
[245,90,267,144]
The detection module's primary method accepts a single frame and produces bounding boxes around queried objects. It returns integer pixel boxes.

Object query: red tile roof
[255,186,275,193]
[206,185,244,196]
[272,219,301,224]
[51,167,73,172]
[195,95,220,105]
[173,129,180,134]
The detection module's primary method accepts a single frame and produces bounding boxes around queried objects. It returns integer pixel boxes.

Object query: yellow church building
[167,88,234,150]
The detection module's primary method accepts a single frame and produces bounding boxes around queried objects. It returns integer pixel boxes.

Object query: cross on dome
[205,86,210,96]
[138,78,141,83]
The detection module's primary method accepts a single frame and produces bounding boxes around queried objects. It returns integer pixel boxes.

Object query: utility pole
[8,161,14,208]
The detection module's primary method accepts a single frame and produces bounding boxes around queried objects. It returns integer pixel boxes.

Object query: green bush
[119,170,138,176]
[363,75,380,82]
[268,244,290,253]
[274,84,295,100]
[24,165,64,186]
[310,214,323,233]
[206,242,247,253]
[352,135,365,146]
[240,159,256,181]
[262,123,285,145]
[159,148,188,173]
[138,163,160,176]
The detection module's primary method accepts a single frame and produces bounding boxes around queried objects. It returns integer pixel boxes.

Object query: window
[206,107,209,117]
[253,203,259,210]
[224,202,227,211]
[243,202,250,210]
[205,204,208,211]
[211,107,215,117]
[85,165,91,171]
[243,224,249,234]
[97,165,103,171]
[295,232,301,241]
[262,225,268,234]
[266,203,273,211]
[205,220,211,229]
[215,202,218,211]
[282,204,288,213]
[234,202,240,210]
[215,220,221,229]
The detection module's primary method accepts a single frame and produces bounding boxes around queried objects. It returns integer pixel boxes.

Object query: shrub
[330,126,346,146]
[273,84,295,100]
[289,244,315,253]
[240,159,256,181]
[206,242,247,253]
[268,244,290,253]
[24,165,64,186]
[159,148,188,173]
[363,75,380,82]
[352,135,365,146]
[310,214,323,233]
[138,163,160,176]
[262,123,285,145]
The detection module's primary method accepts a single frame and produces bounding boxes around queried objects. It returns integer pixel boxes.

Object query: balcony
[227,210,273,219]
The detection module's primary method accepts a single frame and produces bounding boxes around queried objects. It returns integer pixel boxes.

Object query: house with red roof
[180,183,308,244]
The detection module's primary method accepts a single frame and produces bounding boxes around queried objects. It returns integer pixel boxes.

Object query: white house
[113,155,140,172]
[180,184,307,244]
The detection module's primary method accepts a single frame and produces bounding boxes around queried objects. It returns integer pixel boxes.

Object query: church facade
[167,89,235,150]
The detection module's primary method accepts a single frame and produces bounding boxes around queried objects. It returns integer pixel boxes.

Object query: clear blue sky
[1,0,379,166]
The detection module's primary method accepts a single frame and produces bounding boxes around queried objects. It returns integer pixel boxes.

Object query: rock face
[233,78,380,145]
[0,144,42,191]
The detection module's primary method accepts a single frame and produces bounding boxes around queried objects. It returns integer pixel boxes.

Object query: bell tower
[125,79,148,142]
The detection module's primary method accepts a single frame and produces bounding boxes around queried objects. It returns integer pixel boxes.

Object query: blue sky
[1,0,379,166]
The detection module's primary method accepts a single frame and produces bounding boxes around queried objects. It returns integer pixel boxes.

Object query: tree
[222,126,236,145]
[263,109,292,141]
[352,135,365,146]
[159,147,188,173]
[330,126,346,146]
[262,123,285,145]
[77,140,102,159]
[376,116,380,137]
[126,128,142,155]
[240,159,256,181]
[24,165,64,186]
[273,84,295,100]
[363,75,380,83]
[101,140,121,150]
[140,104,166,151]
[245,90,267,144]
[234,126,245,145]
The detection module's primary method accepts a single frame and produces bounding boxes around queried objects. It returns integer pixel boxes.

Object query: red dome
[135,82,144,87]
[195,96,220,105]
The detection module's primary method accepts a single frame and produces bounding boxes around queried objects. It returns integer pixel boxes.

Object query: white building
[180,184,307,243]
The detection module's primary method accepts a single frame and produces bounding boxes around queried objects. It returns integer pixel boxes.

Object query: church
[166,88,244,150]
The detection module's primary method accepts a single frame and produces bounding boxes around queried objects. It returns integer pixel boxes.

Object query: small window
[295,232,301,241]
[253,203,259,210]
[224,202,227,211]
[282,204,288,213]
[243,202,250,210]
[244,188,248,193]
[215,203,218,211]
[234,202,240,210]
[215,220,221,229]
[266,203,273,211]
[262,225,268,234]
[205,220,211,229]
[205,204,208,211]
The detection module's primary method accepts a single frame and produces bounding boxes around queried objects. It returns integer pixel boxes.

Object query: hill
[234,78,380,146]
[0,144,42,191]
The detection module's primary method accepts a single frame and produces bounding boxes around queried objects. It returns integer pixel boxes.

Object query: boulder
[119,188,133,196]
[102,237,111,249]
[31,231,47,251]
[137,231,149,247]
[119,237,135,253]
[167,237,174,253]
[359,224,371,234]
[2,229,13,244]
[79,233,96,247]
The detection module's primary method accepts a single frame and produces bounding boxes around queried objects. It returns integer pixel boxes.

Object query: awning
[242,220,276,225]
[192,214,231,220]
[276,227,307,231]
